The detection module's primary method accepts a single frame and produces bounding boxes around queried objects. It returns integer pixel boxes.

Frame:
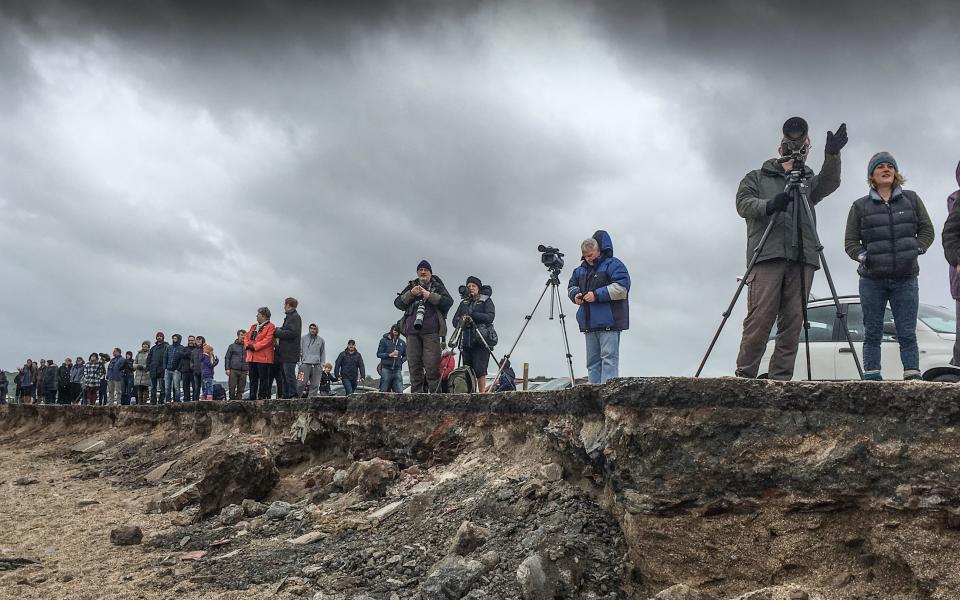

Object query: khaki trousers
[736,259,814,380]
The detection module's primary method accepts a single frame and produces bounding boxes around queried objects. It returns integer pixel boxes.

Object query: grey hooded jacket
[736,152,841,269]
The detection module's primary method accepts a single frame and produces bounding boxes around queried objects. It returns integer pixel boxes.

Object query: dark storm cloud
[1,0,958,379]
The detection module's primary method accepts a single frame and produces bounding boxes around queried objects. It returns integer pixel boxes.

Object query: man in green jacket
[734,120,848,380]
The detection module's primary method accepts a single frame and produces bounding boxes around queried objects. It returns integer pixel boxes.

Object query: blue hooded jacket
[567,230,631,332]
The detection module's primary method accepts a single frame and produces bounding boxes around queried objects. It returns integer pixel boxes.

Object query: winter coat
[274,309,303,363]
[179,346,195,374]
[394,275,454,337]
[107,356,125,381]
[244,321,276,364]
[376,334,407,369]
[452,286,496,349]
[844,187,934,279]
[58,364,71,387]
[200,353,216,379]
[943,161,960,299]
[83,362,104,387]
[334,349,365,382]
[736,153,841,269]
[224,342,248,372]
[319,370,336,394]
[41,365,57,389]
[301,334,326,365]
[567,230,631,333]
[163,342,185,371]
[495,366,517,392]
[133,350,150,387]
[122,357,134,376]
[69,364,84,384]
[147,341,169,376]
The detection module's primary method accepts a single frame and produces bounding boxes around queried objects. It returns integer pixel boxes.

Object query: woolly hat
[416,259,432,273]
[466,275,482,288]
[867,152,898,178]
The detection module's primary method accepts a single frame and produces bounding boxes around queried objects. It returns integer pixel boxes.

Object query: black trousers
[248,363,273,400]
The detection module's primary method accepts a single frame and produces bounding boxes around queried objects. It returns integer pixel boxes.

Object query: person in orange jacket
[244,307,276,400]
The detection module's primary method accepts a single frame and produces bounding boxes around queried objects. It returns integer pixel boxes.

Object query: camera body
[538,244,565,271]
[413,301,427,330]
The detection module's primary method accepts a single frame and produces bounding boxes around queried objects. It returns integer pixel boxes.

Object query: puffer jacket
[736,153,841,269]
[567,230,631,333]
[844,187,934,279]
[244,321,276,364]
[452,285,496,349]
[943,160,960,299]
[69,364,84,384]
[334,349,365,382]
[133,350,150,387]
[376,334,407,369]
[224,342,248,372]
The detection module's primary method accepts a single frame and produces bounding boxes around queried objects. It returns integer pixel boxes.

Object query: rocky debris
[451,521,491,556]
[265,501,292,520]
[288,531,326,545]
[516,553,554,599]
[155,483,201,513]
[241,498,268,517]
[420,555,487,600]
[181,550,207,561]
[0,558,38,571]
[69,438,106,454]
[144,460,176,482]
[649,584,711,599]
[14,477,39,485]
[110,525,143,546]
[218,504,245,526]
[343,458,399,498]
[76,498,99,507]
[368,500,404,522]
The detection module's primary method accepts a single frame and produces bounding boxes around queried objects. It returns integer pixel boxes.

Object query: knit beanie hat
[416,260,432,273]
[466,275,482,288]
[867,152,898,178]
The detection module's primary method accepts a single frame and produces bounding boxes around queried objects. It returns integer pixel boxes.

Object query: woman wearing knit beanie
[843,152,935,380]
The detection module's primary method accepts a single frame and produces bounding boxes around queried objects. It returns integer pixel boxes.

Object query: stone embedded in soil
[193,439,280,518]
[241,498,267,517]
[516,553,557,600]
[368,500,404,522]
[77,498,99,507]
[420,555,487,600]
[219,503,245,525]
[451,520,491,556]
[344,458,399,498]
[651,584,711,599]
[287,531,325,545]
[159,483,201,513]
[14,477,39,485]
[144,460,177,482]
[109,525,143,546]
[265,501,292,520]
[789,591,810,600]
[539,462,563,482]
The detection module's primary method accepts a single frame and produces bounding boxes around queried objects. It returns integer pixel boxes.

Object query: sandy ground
[0,435,278,600]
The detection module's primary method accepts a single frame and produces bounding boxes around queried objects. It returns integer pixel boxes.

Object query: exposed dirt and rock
[1,377,959,599]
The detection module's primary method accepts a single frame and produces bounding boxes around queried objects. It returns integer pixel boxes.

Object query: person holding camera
[568,231,631,384]
[734,120,848,380]
[452,276,496,392]
[394,260,454,393]
[244,307,276,400]
[845,152,934,381]
[377,325,407,393]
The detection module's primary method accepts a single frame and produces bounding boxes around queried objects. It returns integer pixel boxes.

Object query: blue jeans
[379,367,403,393]
[859,276,919,374]
[343,379,357,395]
[164,369,182,402]
[122,375,134,405]
[585,330,621,384]
[202,378,214,399]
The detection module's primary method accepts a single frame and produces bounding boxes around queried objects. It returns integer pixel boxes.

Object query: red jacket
[244,322,276,364]
[440,354,456,380]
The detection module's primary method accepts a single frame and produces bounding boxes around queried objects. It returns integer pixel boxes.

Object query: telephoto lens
[413,301,426,330]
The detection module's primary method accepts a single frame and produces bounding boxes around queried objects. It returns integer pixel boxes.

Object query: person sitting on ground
[439,349,456,393]
[494,359,517,392]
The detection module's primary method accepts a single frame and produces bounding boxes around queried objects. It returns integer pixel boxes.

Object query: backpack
[212,383,226,401]
[447,366,477,394]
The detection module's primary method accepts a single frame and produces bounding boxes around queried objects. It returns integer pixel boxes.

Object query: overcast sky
[2,0,959,378]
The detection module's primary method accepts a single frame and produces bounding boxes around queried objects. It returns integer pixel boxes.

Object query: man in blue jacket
[377,325,407,393]
[568,230,631,384]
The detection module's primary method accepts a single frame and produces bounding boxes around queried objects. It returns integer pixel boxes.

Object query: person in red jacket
[439,349,457,393]
[244,307,276,400]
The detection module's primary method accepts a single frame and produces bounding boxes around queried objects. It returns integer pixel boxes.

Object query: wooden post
[522,362,529,391]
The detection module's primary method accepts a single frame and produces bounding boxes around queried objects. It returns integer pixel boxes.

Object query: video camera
[538,244,564,271]
[779,116,809,163]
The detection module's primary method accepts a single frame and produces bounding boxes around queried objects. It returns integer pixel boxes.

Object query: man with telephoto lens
[734,118,848,379]
[394,260,453,393]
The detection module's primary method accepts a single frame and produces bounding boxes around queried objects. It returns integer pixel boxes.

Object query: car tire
[932,374,960,383]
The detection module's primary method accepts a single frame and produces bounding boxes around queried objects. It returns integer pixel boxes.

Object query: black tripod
[446,318,502,393]
[490,266,577,387]
[696,155,864,380]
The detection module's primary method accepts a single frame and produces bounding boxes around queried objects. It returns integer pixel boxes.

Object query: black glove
[462,315,474,327]
[766,192,791,215]
[825,123,847,155]
[246,344,255,352]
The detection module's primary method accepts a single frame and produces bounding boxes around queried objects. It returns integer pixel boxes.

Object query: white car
[760,296,959,381]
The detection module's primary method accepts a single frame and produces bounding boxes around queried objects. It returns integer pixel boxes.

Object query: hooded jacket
[394,275,454,337]
[69,364,84,384]
[376,333,408,369]
[452,285,496,349]
[274,308,303,363]
[301,334,326,365]
[944,161,960,299]
[164,342,185,372]
[244,321,276,364]
[567,230,631,333]
[736,153,841,269]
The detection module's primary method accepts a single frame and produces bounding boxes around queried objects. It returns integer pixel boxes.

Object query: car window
[768,305,837,342]
[918,304,956,334]
[844,303,896,342]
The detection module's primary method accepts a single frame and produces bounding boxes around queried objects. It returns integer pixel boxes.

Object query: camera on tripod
[779,116,810,164]
[538,244,564,271]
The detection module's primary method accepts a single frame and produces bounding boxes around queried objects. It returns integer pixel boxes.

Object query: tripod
[696,155,864,380]
[447,318,502,393]
[490,266,577,387]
